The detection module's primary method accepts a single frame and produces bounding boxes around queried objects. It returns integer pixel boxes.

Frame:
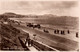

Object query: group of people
[54,29,79,38]
[54,29,70,35]
[25,34,33,47]
[25,38,33,47]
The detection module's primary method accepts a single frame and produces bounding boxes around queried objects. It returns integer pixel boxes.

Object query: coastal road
[12,24,78,51]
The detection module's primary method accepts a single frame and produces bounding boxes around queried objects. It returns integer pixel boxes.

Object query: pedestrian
[54,30,56,34]
[24,33,30,45]
[30,40,33,46]
[61,30,63,34]
[76,32,78,38]
[28,38,31,47]
[61,30,65,35]
[25,38,28,45]
[67,30,70,34]
[57,29,59,34]
[63,30,65,35]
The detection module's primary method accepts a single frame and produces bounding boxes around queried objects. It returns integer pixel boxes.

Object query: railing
[31,40,59,51]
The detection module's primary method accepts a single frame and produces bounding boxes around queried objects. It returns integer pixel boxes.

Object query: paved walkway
[28,46,38,51]
[26,43,38,51]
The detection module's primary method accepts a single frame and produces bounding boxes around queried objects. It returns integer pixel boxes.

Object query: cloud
[0,1,78,17]
[16,1,77,10]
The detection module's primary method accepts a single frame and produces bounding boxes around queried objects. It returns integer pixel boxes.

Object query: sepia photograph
[0,0,79,51]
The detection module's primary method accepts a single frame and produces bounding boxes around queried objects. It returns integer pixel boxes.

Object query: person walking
[30,40,33,46]
[61,30,65,35]
[28,38,31,47]
[61,30,63,34]
[67,30,70,34]
[25,38,28,45]
[25,33,30,45]
[54,30,57,34]
[76,32,78,38]
[57,29,59,34]
[63,30,65,35]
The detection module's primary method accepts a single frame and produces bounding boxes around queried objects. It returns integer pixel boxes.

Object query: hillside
[0,12,78,18]
[0,12,79,29]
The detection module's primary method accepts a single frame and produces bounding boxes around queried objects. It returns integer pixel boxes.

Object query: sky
[0,0,79,17]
